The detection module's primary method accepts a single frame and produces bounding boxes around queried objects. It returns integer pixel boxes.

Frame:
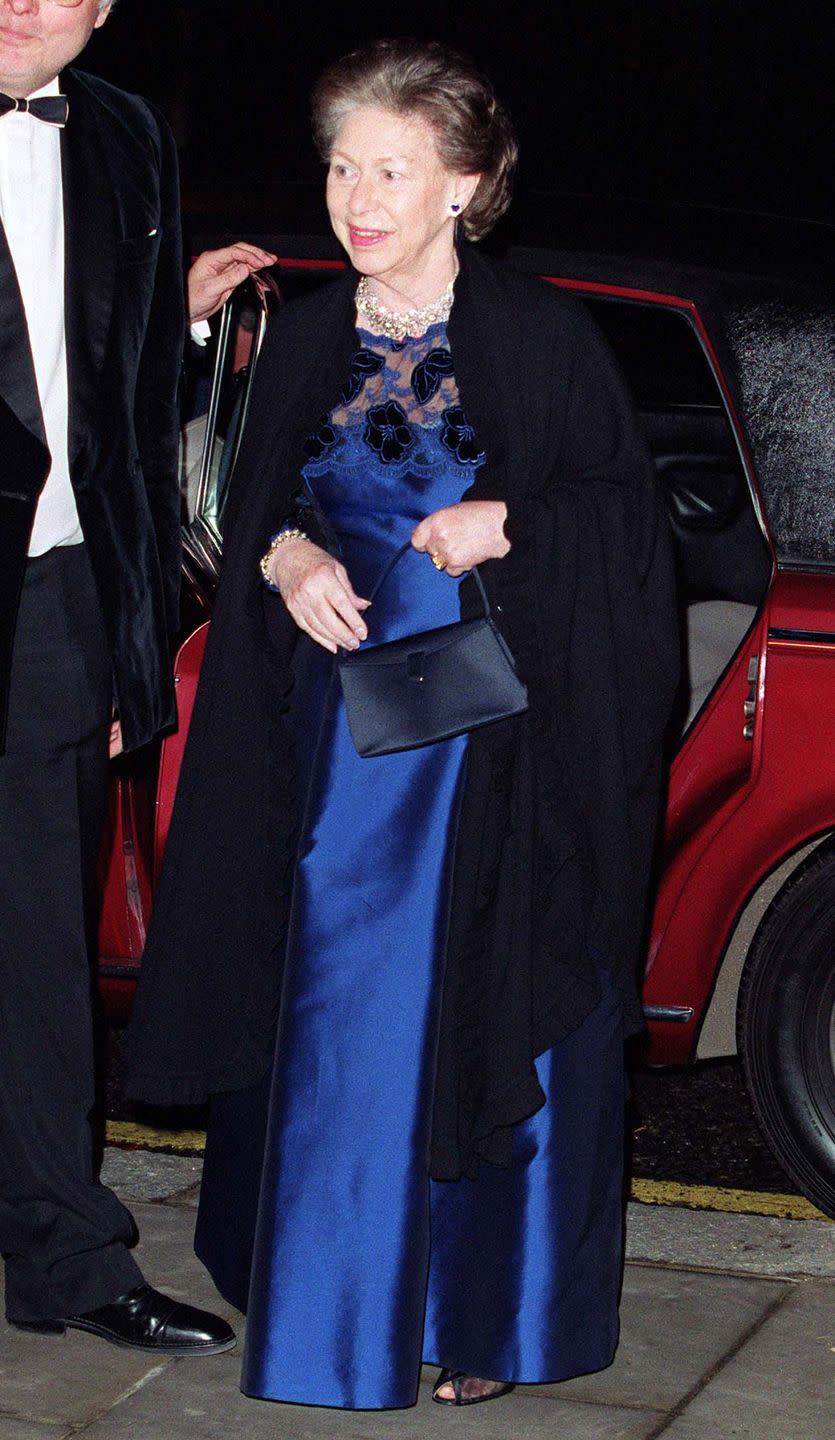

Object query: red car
[98,226,835,1219]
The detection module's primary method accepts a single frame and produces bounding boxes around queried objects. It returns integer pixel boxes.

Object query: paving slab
[0,1422,74,1440]
[660,1279,835,1440]
[0,1308,169,1430]
[75,1348,661,1440]
[99,1150,202,1204]
[162,1183,202,1211]
[625,1200,835,1276]
[540,1263,790,1411]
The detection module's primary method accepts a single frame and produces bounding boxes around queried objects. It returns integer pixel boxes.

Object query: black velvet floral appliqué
[340,349,385,406]
[440,406,485,465]
[411,348,455,405]
[364,401,415,464]
[303,414,338,461]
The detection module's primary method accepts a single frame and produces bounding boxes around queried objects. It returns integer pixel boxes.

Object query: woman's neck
[364,253,458,314]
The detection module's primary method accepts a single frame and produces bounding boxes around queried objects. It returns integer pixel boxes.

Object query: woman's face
[326,105,477,302]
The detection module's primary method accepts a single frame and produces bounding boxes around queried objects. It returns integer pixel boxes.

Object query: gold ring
[430,552,447,571]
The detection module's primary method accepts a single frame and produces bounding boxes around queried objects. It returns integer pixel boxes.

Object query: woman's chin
[347,246,393,274]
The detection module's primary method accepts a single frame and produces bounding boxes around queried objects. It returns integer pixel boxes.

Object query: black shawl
[126,244,679,1179]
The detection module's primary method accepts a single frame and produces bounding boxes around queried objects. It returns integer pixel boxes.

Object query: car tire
[738,844,835,1219]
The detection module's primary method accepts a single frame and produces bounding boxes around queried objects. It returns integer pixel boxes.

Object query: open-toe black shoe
[432,1367,515,1406]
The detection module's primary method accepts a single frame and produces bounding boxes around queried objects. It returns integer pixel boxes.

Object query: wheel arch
[696,829,834,1059]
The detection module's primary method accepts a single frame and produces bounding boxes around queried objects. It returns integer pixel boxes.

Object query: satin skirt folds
[424,984,625,1386]
[240,542,470,1409]
[206,973,627,1407]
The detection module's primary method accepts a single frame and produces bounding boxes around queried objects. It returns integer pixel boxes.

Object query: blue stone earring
[450,202,461,214]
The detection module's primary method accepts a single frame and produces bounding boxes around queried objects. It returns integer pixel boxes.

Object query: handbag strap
[367,540,491,617]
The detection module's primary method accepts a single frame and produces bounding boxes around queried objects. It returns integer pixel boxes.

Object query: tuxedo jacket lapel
[0,218,47,459]
[61,72,116,468]
[0,221,50,740]
[0,72,117,486]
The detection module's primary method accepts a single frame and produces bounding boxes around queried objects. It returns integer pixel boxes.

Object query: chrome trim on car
[642,1005,695,1023]
[768,627,835,644]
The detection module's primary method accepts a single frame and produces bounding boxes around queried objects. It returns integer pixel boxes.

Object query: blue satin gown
[195,323,625,1409]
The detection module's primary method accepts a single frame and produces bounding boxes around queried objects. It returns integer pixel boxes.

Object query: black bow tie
[0,93,68,128]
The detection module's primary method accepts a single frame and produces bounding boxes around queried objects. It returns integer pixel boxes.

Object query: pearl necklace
[354,275,455,341]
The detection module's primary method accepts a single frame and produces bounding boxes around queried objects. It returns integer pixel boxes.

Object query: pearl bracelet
[259,528,308,589]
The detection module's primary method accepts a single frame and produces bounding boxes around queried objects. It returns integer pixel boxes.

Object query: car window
[723,298,835,566]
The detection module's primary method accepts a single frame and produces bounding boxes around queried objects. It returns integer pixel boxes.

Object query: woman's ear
[449,174,481,217]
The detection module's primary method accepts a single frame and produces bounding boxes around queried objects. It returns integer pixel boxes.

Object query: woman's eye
[331,163,353,180]
[383,170,401,182]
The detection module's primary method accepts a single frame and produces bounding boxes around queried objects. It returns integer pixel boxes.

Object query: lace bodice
[301,322,485,484]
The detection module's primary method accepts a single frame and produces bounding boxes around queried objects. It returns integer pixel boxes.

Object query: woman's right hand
[267,537,370,653]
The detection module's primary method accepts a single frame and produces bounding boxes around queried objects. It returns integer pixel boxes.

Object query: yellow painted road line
[105,1120,207,1153]
[103,1123,834,1223]
[630,1176,833,1223]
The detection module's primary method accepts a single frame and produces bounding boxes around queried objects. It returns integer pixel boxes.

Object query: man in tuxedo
[0,0,270,1354]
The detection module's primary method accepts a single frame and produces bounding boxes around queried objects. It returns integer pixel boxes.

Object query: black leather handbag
[337,542,528,757]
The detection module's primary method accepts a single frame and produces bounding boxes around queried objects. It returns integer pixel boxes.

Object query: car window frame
[183,270,281,586]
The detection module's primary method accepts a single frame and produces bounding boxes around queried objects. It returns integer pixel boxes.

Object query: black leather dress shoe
[13,1284,236,1356]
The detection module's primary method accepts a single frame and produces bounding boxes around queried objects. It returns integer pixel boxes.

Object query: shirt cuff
[190,320,211,346]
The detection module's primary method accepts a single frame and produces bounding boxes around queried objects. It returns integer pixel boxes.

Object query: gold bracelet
[259,528,308,588]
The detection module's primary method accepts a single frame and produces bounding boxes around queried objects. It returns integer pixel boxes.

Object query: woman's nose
[347,177,377,215]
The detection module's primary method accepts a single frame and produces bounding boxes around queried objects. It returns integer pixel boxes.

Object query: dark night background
[82,1,834,258]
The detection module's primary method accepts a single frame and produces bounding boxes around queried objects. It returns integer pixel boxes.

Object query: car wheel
[737,844,835,1219]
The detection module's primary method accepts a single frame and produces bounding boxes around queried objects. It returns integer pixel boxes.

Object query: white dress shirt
[0,77,82,555]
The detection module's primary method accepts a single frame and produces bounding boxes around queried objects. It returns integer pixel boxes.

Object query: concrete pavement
[1,1150,832,1439]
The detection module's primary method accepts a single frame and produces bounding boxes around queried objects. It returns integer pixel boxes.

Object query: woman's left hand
[411,501,510,576]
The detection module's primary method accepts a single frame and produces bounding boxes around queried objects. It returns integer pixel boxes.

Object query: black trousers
[0,545,142,1323]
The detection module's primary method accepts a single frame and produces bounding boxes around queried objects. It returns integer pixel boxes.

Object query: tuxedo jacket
[0,68,184,753]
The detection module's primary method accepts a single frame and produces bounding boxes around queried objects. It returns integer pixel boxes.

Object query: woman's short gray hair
[311,38,517,242]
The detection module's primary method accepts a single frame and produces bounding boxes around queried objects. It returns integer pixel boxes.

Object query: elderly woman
[128,39,678,1411]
